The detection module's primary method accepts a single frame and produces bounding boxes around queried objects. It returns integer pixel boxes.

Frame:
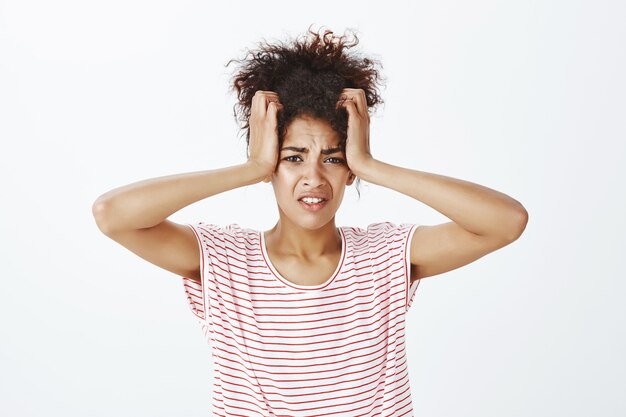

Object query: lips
[297,194,328,201]
[296,192,330,212]
[298,198,328,212]
[298,197,327,203]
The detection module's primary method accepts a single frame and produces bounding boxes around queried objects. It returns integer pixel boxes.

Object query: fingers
[339,97,358,119]
[267,100,284,116]
[248,91,282,179]
[252,90,282,118]
[336,88,368,119]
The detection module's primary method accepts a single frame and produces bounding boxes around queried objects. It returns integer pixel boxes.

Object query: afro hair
[226,25,385,152]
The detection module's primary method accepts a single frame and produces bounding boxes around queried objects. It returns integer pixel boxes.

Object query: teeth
[301,197,325,204]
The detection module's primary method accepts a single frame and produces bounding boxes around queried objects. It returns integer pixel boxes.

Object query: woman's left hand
[336,88,374,177]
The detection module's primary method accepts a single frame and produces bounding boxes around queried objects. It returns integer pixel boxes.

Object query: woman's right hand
[248,90,283,183]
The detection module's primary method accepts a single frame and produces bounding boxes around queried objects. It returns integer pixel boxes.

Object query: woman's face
[270,116,355,231]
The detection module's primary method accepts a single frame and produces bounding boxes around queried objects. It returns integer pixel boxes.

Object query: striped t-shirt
[182,221,421,417]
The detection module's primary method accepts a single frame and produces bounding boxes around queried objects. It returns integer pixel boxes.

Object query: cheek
[271,173,295,197]
[273,166,300,183]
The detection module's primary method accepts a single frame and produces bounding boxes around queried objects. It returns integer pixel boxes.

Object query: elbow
[505,205,529,243]
[92,198,115,235]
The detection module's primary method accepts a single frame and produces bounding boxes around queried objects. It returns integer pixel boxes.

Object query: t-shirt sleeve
[181,222,219,322]
[368,222,421,312]
[402,223,421,312]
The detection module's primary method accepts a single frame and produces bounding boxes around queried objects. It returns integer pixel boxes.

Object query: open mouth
[298,197,328,211]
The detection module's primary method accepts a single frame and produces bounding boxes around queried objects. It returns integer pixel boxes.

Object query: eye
[325,157,346,164]
[283,155,302,162]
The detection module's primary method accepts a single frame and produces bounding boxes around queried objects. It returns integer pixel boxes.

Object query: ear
[346,171,356,186]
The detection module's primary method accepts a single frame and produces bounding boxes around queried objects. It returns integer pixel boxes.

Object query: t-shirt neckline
[259,227,346,291]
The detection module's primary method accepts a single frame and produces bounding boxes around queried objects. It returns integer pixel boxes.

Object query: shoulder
[341,222,394,235]
[341,222,418,247]
[188,222,259,244]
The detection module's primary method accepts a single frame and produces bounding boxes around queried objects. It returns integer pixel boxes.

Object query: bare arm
[92,162,267,233]
[358,159,528,280]
[93,90,284,232]
[357,159,527,241]
[92,91,284,282]
[337,88,528,281]
[91,163,269,281]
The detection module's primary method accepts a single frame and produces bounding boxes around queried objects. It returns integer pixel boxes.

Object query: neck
[265,218,341,259]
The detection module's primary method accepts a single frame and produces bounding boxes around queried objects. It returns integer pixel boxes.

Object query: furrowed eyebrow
[280,146,344,155]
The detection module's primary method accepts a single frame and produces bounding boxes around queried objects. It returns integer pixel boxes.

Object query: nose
[302,159,326,187]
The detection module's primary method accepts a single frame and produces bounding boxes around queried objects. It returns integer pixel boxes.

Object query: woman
[93,27,528,416]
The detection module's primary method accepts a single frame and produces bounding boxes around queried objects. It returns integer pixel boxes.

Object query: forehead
[283,116,340,147]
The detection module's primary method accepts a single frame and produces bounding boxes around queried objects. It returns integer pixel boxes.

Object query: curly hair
[225,26,385,194]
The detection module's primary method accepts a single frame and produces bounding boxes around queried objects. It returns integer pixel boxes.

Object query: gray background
[1,0,624,415]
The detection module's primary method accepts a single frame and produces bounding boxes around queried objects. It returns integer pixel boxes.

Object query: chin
[293,217,333,231]
[276,199,340,230]
[285,211,336,231]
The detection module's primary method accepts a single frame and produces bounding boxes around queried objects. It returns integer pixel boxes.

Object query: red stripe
[183,222,417,416]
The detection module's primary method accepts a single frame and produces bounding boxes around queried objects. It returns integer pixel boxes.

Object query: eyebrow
[281,146,343,155]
